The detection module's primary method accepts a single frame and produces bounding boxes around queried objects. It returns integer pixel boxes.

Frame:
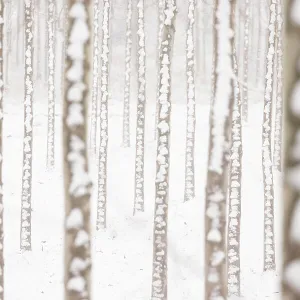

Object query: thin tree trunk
[227,4,242,292]
[272,0,283,172]
[35,0,41,81]
[46,0,56,169]
[96,0,111,230]
[89,0,100,155]
[122,0,132,148]
[262,0,277,272]
[151,1,176,299]
[63,1,92,299]
[0,0,4,296]
[204,0,234,298]
[20,0,34,251]
[4,0,11,86]
[44,0,48,84]
[184,0,196,202]
[133,0,147,214]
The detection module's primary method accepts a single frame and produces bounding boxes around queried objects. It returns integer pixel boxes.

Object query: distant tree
[63,0,92,298]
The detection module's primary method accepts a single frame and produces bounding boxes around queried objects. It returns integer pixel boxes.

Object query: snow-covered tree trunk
[256,0,262,85]
[4,0,11,86]
[204,0,234,298]
[151,1,176,299]
[241,0,249,122]
[154,0,165,140]
[282,0,300,297]
[35,0,41,81]
[227,45,242,299]
[133,0,147,214]
[184,0,196,202]
[46,0,56,169]
[89,0,100,155]
[262,0,277,272]
[96,0,111,230]
[272,0,283,172]
[63,1,92,299]
[122,0,132,148]
[0,1,4,296]
[20,0,34,251]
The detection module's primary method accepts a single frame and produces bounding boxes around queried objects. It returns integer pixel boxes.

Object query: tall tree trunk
[35,0,41,81]
[204,0,234,298]
[44,0,48,84]
[151,1,176,299]
[133,0,147,214]
[122,0,132,148]
[96,0,111,230]
[46,0,56,169]
[227,4,242,293]
[0,0,4,296]
[20,0,34,251]
[89,0,100,155]
[63,1,92,299]
[262,0,277,272]
[4,0,11,86]
[282,0,300,298]
[184,0,196,202]
[272,0,283,172]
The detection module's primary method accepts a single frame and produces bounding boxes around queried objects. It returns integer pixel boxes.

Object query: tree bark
[63,1,92,299]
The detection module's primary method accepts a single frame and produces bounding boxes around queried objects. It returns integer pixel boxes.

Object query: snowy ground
[2,72,282,299]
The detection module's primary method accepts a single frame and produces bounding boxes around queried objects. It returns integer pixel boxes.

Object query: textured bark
[262,0,277,272]
[184,0,196,202]
[204,0,234,298]
[63,1,92,299]
[20,0,34,251]
[282,0,300,298]
[122,0,132,148]
[46,0,56,169]
[89,0,100,155]
[96,0,111,230]
[35,0,41,81]
[133,0,147,214]
[151,1,176,299]
[272,0,283,172]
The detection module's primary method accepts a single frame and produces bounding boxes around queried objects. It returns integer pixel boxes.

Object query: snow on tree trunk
[133,0,147,214]
[0,1,4,296]
[63,1,92,299]
[4,0,11,86]
[46,0,56,169]
[44,0,48,83]
[96,0,111,230]
[272,0,283,172]
[35,0,42,81]
[282,0,300,297]
[89,0,100,155]
[262,0,277,272]
[227,44,243,297]
[204,0,234,298]
[184,0,196,202]
[20,0,35,252]
[151,1,176,299]
[122,0,132,148]
[154,0,165,140]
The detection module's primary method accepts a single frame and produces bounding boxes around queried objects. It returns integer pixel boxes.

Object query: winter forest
[0,0,298,299]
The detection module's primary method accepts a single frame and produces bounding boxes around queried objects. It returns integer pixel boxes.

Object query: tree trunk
[4,0,11,86]
[46,0,56,169]
[133,0,147,214]
[63,1,92,299]
[20,0,35,251]
[204,0,234,298]
[184,0,196,202]
[262,0,277,272]
[151,1,176,299]
[96,0,111,230]
[35,0,41,81]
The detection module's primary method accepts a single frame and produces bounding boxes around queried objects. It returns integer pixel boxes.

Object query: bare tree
[63,0,92,299]
[96,0,111,230]
[184,0,196,202]
[122,0,133,148]
[272,0,283,172]
[20,0,34,251]
[151,1,176,299]
[89,0,100,155]
[262,0,277,272]
[46,0,56,168]
[133,0,147,214]
[204,0,234,298]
